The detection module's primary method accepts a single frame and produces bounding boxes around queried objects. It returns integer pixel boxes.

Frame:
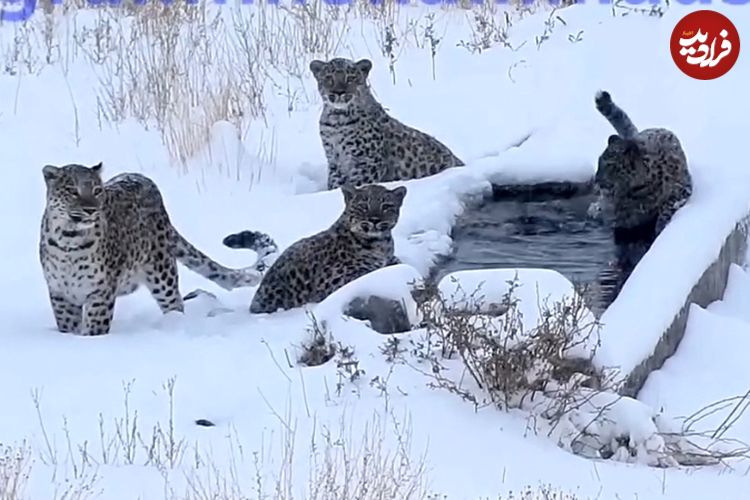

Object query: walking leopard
[39,163,276,336]
[224,184,406,314]
[310,57,464,190]
[591,90,693,242]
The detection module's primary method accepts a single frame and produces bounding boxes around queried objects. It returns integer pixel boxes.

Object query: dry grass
[404,276,604,417]
[0,0,563,168]
[6,373,595,499]
[391,277,750,468]
[0,415,583,500]
[25,380,431,499]
[1,0,667,170]
[0,442,31,500]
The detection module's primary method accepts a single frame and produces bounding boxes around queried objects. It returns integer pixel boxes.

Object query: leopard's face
[43,163,105,228]
[341,184,406,239]
[596,135,653,199]
[309,58,373,110]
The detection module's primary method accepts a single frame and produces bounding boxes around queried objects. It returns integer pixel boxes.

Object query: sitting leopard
[223,183,406,314]
[39,163,276,336]
[309,57,464,190]
[591,90,693,243]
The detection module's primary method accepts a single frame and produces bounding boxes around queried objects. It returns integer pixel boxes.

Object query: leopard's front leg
[80,286,117,336]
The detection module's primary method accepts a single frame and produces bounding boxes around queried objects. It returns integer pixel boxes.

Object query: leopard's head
[309,57,373,110]
[42,162,105,228]
[341,184,407,239]
[596,135,652,199]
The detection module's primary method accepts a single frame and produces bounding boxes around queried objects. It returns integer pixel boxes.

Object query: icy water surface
[434,183,630,316]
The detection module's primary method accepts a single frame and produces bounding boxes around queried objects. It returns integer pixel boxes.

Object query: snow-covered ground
[640,259,750,477]
[1,1,750,498]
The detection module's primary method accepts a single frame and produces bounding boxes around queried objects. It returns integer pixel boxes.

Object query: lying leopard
[223,183,406,314]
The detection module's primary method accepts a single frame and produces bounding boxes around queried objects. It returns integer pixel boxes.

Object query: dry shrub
[411,276,602,414]
[297,311,337,367]
[1,0,577,167]
[23,370,599,499]
[83,0,352,165]
[491,484,581,500]
[178,411,430,500]
[296,312,366,400]
[0,442,31,500]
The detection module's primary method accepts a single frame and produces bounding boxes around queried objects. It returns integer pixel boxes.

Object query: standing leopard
[223,184,406,314]
[591,90,693,243]
[310,57,464,190]
[39,163,276,336]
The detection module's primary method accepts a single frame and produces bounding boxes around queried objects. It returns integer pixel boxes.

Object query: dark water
[433,185,632,316]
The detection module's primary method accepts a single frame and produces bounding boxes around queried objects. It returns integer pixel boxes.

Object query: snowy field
[1,0,750,498]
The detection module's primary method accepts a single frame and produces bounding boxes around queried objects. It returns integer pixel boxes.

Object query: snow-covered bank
[640,261,750,468]
[593,181,750,396]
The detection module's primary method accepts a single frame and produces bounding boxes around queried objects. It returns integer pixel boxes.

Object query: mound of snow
[436,268,599,359]
[313,263,424,333]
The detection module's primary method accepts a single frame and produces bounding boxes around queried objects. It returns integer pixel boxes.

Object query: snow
[640,262,750,452]
[1,1,750,498]
[436,267,599,357]
[313,263,424,329]
[592,167,750,378]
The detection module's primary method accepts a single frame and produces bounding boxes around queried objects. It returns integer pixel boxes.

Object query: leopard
[39,163,276,336]
[591,90,693,244]
[309,57,464,190]
[223,183,407,314]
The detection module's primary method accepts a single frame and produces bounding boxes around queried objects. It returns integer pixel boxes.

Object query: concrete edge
[619,215,750,399]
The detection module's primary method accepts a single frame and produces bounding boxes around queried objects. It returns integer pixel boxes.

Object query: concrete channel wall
[618,217,750,398]
[489,180,750,400]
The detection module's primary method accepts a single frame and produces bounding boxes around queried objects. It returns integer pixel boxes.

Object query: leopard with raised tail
[591,90,693,242]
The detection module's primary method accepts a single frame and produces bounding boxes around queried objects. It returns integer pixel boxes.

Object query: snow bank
[313,263,425,332]
[593,177,750,397]
[436,267,599,359]
[430,268,721,466]
[641,263,750,437]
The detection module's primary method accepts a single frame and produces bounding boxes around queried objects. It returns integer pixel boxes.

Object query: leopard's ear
[309,60,326,78]
[390,186,407,206]
[90,162,103,175]
[607,134,622,147]
[42,165,60,184]
[342,184,357,205]
[355,59,372,76]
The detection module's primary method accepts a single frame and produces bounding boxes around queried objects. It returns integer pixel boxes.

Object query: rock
[345,295,412,334]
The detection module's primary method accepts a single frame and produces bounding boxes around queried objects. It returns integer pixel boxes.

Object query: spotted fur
[39,163,275,336]
[310,57,463,190]
[225,184,406,314]
[592,90,693,240]
[222,230,279,272]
